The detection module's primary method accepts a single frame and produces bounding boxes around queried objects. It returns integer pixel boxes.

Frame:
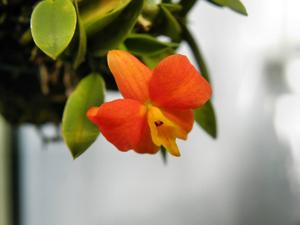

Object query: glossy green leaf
[194,101,217,139]
[31,0,77,59]
[207,0,247,16]
[62,73,105,158]
[73,0,87,69]
[181,22,211,82]
[159,4,182,42]
[160,146,168,164]
[80,0,131,36]
[124,33,178,56]
[90,0,144,56]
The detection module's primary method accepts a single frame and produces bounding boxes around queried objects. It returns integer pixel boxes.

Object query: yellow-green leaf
[80,0,131,36]
[73,0,87,68]
[31,0,77,59]
[62,73,105,159]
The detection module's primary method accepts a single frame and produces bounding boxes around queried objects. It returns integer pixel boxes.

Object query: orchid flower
[87,50,212,157]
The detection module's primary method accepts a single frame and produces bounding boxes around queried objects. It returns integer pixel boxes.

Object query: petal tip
[107,49,126,58]
[86,106,99,124]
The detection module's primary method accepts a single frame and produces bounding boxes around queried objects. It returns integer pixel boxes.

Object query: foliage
[62,73,104,158]
[0,0,247,159]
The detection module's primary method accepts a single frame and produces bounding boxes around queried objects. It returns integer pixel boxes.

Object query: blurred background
[2,0,300,224]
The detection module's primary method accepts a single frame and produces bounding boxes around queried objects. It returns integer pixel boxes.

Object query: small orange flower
[87,50,212,156]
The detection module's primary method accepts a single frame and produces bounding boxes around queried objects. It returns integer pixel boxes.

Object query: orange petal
[107,50,152,102]
[135,120,160,154]
[149,54,212,109]
[87,99,158,154]
[162,108,194,137]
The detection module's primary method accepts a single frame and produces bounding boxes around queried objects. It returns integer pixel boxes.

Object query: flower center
[146,105,186,157]
[154,120,164,127]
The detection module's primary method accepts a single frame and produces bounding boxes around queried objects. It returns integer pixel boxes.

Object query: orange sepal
[149,54,212,109]
[87,99,157,154]
[107,50,152,102]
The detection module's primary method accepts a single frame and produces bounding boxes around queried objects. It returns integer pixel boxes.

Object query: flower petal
[135,120,160,154]
[149,54,212,109]
[162,108,194,136]
[107,50,152,102]
[87,99,158,153]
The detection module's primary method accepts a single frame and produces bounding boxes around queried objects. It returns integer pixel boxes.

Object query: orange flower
[87,50,212,157]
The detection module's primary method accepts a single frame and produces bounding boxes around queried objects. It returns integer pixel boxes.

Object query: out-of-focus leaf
[91,0,144,56]
[142,48,174,69]
[124,33,178,56]
[207,0,247,16]
[179,0,197,16]
[194,101,217,139]
[161,3,182,13]
[159,4,182,42]
[181,22,210,82]
[80,0,131,36]
[124,34,176,69]
[73,0,87,69]
[160,146,168,164]
[143,0,160,20]
[62,73,105,159]
[31,0,77,59]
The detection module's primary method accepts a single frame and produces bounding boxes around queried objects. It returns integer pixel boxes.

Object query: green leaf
[143,0,160,21]
[124,34,177,69]
[159,4,182,42]
[62,73,105,158]
[80,0,131,36]
[207,0,248,16]
[90,0,144,56]
[179,0,197,16]
[194,101,217,139]
[181,22,211,82]
[31,0,77,59]
[160,146,168,164]
[160,3,182,13]
[73,0,87,69]
[142,48,175,69]
[124,33,178,56]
